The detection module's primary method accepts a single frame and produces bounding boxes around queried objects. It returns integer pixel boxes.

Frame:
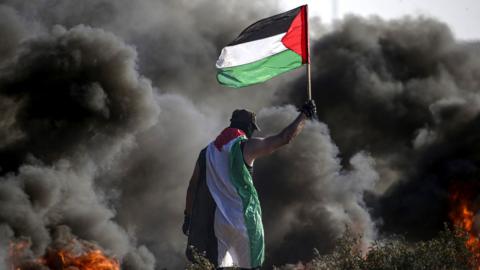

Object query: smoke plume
[254,106,378,265]
[280,15,480,241]
[0,21,159,270]
[1,0,479,269]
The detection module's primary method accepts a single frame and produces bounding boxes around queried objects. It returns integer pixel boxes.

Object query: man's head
[229,109,260,138]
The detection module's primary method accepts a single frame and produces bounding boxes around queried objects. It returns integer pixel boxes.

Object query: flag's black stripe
[228,7,301,46]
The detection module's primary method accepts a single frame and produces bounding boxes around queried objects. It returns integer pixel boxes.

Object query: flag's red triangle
[281,5,309,64]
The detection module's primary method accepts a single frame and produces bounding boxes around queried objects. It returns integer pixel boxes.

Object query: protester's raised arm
[243,100,316,165]
[243,113,305,164]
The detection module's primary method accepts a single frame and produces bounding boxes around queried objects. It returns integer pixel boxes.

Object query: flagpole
[305,5,312,101]
[307,62,312,100]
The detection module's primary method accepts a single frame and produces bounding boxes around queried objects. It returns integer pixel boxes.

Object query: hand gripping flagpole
[305,5,312,101]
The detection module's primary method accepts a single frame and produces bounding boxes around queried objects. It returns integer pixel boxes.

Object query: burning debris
[449,180,480,266]
[10,227,119,270]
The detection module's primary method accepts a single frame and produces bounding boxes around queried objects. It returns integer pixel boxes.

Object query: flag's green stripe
[217,49,302,88]
[229,137,264,267]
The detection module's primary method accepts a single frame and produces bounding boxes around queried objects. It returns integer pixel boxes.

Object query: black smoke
[0,22,159,270]
[254,106,378,266]
[279,14,480,246]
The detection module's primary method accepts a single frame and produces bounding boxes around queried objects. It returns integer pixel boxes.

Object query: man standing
[184,100,316,269]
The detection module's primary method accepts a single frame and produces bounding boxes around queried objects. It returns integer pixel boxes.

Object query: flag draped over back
[216,5,309,88]
[206,128,264,268]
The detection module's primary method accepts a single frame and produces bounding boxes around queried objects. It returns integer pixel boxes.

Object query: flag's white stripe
[216,33,288,69]
[205,139,252,268]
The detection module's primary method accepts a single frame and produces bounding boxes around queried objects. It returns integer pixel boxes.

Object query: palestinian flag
[206,128,264,268]
[216,5,309,88]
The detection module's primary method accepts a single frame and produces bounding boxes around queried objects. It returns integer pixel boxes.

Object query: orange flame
[55,248,120,270]
[449,181,480,268]
[9,239,119,270]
